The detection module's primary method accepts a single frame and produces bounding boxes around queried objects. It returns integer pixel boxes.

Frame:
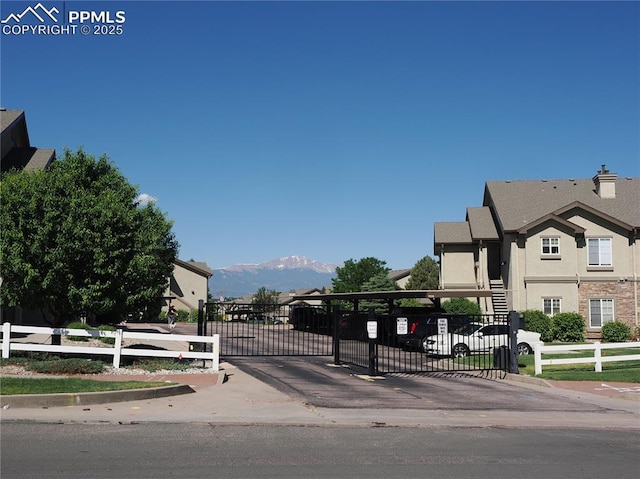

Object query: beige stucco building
[164,259,213,313]
[434,166,639,338]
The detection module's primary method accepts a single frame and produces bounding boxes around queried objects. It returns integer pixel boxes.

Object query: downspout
[516,234,522,311]
[634,229,638,327]
[439,246,445,289]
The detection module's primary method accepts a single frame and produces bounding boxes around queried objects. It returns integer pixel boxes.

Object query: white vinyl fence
[534,341,640,375]
[1,322,219,371]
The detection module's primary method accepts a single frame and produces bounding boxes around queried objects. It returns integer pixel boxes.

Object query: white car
[423,322,541,358]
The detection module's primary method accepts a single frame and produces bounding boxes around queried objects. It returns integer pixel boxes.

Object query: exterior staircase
[490,279,509,316]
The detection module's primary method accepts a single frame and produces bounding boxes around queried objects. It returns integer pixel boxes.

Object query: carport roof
[293,289,493,302]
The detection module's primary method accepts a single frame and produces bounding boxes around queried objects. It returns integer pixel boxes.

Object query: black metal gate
[203,302,520,376]
[336,309,520,377]
[204,302,333,357]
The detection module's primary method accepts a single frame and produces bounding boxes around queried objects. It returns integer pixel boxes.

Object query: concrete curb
[1,384,195,409]
[503,373,553,388]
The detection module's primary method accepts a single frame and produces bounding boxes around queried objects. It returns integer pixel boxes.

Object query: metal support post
[367,307,377,376]
[333,305,341,365]
[508,310,521,374]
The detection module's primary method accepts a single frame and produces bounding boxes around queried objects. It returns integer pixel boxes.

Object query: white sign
[437,317,448,335]
[396,317,408,335]
[367,321,378,339]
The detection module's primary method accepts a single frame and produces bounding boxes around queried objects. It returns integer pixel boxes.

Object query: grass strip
[517,355,640,382]
[0,377,173,395]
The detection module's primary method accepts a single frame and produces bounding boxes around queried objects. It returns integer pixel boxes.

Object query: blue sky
[2,0,638,270]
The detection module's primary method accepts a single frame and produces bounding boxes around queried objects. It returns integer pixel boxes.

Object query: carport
[292,289,517,377]
[291,289,494,312]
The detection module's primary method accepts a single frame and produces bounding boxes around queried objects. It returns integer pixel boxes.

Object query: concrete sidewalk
[2,361,639,429]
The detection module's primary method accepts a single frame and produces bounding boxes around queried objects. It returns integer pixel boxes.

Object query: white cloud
[136,193,157,206]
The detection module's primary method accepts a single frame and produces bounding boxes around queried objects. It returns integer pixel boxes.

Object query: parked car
[380,306,445,346]
[397,314,473,351]
[423,322,541,358]
[338,312,370,340]
[288,305,331,333]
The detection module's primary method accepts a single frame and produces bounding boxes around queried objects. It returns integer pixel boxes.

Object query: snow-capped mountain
[222,256,337,274]
[210,256,338,298]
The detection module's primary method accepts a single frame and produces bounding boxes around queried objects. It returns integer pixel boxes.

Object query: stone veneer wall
[578,281,638,338]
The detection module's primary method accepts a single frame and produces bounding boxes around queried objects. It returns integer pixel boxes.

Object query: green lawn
[0,376,173,395]
[451,347,640,383]
[518,354,640,383]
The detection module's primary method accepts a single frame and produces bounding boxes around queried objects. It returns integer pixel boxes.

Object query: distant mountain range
[209,256,338,299]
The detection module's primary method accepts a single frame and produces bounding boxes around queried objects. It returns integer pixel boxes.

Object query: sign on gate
[437,317,448,335]
[367,321,378,339]
[396,317,408,335]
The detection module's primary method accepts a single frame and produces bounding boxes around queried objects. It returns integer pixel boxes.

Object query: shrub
[601,321,632,343]
[551,312,585,342]
[522,310,553,342]
[128,357,193,372]
[98,324,117,345]
[441,298,482,316]
[65,321,90,342]
[27,358,106,375]
[176,309,189,322]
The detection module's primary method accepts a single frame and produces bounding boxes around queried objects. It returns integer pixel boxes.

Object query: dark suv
[288,305,331,334]
[396,313,473,351]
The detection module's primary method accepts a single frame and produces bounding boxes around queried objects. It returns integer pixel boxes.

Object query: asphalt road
[229,356,605,412]
[2,423,638,479]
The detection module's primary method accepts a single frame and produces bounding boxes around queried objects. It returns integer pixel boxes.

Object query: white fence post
[2,322,11,359]
[113,328,124,369]
[594,341,602,372]
[211,334,220,371]
[534,340,543,375]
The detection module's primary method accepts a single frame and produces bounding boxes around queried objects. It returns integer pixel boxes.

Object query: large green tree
[0,148,178,331]
[252,287,280,312]
[405,255,439,290]
[332,257,390,293]
[360,272,397,312]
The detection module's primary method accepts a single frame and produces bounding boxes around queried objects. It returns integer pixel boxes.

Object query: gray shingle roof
[1,109,55,172]
[388,269,411,281]
[485,177,640,232]
[434,221,472,244]
[0,109,24,133]
[466,206,499,240]
[175,259,213,277]
[1,147,55,173]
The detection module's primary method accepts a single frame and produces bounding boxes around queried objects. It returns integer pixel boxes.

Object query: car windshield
[453,323,483,336]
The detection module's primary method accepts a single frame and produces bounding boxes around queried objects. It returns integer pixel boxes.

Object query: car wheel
[452,343,470,358]
[517,342,532,355]
[420,337,430,353]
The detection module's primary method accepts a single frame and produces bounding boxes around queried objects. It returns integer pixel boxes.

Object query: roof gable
[174,259,213,278]
[516,213,586,235]
[485,176,640,232]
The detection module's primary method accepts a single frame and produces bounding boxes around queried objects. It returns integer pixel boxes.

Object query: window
[588,238,612,266]
[589,299,614,328]
[543,298,561,316]
[541,237,560,255]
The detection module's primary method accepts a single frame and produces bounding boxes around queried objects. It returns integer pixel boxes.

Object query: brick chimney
[593,164,617,199]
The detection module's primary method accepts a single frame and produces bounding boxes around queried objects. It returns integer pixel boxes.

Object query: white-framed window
[587,237,612,266]
[589,298,614,328]
[543,298,561,316]
[541,237,560,255]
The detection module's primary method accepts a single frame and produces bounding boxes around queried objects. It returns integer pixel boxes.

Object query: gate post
[197,299,204,337]
[333,305,340,365]
[367,307,377,376]
[508,310,521,374]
